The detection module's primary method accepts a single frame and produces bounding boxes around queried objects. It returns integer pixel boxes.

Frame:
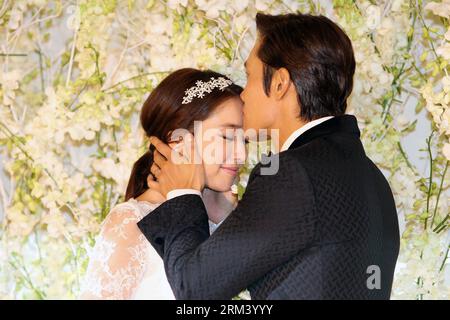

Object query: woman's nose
[234,140,247,164]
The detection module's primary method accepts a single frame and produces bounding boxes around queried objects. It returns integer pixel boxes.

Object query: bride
[78,68,246,299]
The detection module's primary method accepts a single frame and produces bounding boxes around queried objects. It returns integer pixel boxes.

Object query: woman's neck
[201,188,237,224]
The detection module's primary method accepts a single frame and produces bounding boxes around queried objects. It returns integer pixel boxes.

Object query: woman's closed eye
[221,134,248,145]
[222,135,234,141]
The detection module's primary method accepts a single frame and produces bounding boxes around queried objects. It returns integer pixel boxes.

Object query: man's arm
[138,155,316,299]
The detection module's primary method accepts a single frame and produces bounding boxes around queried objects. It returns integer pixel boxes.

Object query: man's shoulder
[248,149,309,185]
[251,140,321,174]
[247,135,347,185]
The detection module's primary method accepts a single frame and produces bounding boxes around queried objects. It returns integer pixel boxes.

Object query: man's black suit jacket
[137,115,400,299]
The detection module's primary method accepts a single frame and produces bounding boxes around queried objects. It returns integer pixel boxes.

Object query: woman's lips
[221,166,239,175]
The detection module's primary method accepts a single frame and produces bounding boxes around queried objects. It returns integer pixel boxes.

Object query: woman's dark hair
[255,13,356,121]
[125,68,243,201]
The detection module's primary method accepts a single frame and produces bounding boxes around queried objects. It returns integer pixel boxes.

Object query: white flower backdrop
[0,0,449,299]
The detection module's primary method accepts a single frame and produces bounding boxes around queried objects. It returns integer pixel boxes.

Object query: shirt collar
[208,220,223,235]
[280,116,335,152]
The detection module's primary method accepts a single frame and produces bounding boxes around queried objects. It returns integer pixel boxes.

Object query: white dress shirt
[167,116,335,201]
[279,116,334,152]
[167,189,202,200]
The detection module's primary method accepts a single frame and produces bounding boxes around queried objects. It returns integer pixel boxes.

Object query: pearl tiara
[182,77,233,104]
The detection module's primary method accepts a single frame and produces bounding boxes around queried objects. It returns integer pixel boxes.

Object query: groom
[137,13,400,299]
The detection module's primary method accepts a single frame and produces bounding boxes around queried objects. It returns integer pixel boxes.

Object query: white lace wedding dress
[79,198,220,300]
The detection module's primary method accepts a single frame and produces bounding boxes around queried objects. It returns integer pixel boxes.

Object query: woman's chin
[205,169,242,192]
[206,180,234,193]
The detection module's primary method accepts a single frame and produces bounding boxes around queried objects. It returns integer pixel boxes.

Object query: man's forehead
[245,42,259,66]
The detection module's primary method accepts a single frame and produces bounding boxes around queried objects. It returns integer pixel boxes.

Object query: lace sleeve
[79,205,149,300]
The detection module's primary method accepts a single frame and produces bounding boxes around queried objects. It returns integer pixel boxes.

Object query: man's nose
[240,90,245,103]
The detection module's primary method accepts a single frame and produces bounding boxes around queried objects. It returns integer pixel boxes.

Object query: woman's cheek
[203,163,218,181]
[201,136,222,165]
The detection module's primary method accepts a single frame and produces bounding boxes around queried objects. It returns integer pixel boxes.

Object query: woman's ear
[272,67,291,100]
[167,130,186,149]
[165,131,195,164]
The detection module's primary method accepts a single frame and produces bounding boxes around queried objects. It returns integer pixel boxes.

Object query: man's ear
[271,67,291,100]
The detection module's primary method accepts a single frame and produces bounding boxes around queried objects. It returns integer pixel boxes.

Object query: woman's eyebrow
[219,123,242,128]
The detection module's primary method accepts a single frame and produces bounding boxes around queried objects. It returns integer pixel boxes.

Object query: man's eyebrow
[244,60,248,68]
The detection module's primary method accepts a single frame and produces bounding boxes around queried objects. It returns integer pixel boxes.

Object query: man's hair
[255,13,356,121]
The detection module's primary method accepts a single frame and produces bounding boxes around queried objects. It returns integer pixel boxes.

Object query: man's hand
[148,135,206,197]
[136,176,166,204]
